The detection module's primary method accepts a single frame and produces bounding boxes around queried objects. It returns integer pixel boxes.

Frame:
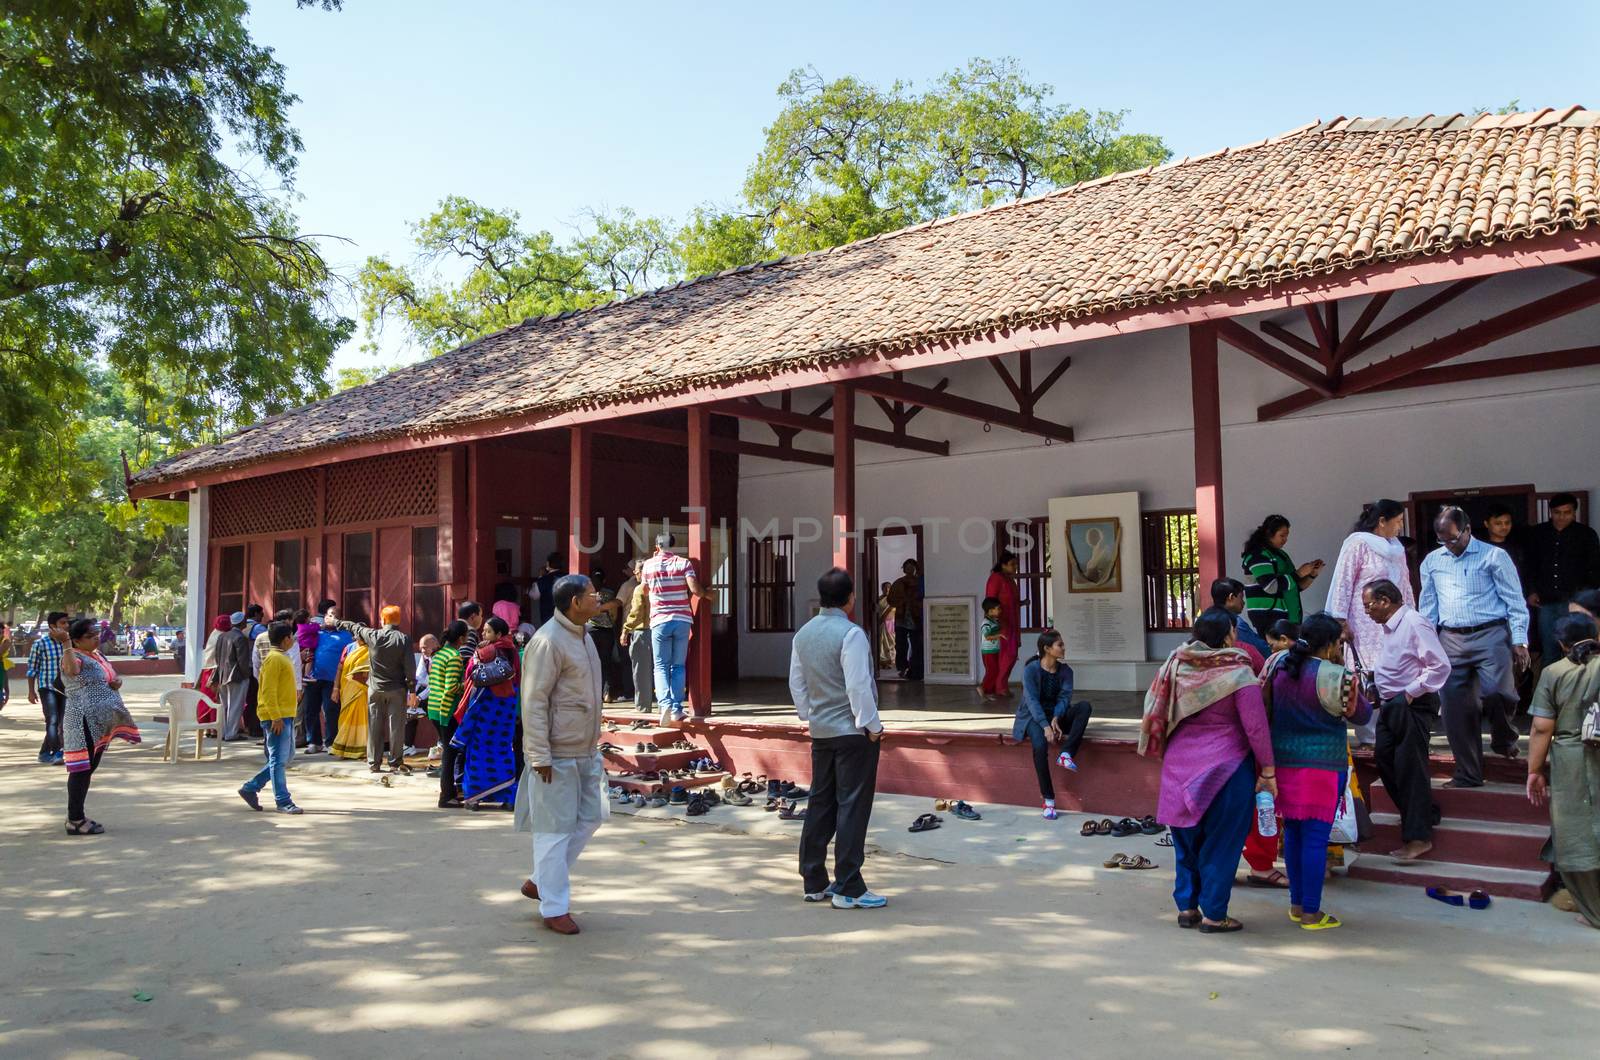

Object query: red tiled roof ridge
[132,106,1600,487]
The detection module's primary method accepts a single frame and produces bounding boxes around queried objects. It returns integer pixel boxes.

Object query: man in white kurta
[515,574,606,935]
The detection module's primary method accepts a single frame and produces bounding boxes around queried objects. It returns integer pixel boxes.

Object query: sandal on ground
[1246,869,1290,889]
[1119,855,1157,870]
[1177,910,1201,929]
[1139,815,1166,835]
[778,800,807,821]
[724,788,753,806]
[1300,912,1342,931]
[1080,820,1100,836]
[934,798,951,812]
[909,813,942,833]
[1093,818,1114,836]
[1155,834,1174,847]
[1102,853,1131,868]
[764,797,779,812]
[1109,817,1141,838]
[1197,917,1244,934]
[64,818,104,836]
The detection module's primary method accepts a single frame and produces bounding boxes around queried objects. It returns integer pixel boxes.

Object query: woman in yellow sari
[328,640,371,760]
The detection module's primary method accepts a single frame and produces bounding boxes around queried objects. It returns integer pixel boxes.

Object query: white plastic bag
[1329,784,1361,846]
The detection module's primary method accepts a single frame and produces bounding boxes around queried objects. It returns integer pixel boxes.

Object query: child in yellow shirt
[237,621,303,814]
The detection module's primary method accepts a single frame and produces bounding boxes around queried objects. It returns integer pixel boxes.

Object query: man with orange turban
[338,605,416,773]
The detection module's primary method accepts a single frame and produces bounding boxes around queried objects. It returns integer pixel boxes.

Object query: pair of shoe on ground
[1080,815,1164,837]
[238,788,302,814]
[932,799,982,820]
[803,884,888,909]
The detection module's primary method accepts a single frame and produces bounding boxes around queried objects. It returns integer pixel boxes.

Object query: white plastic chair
[161,688,223,763]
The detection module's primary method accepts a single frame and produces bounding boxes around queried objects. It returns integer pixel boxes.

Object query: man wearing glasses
[1419,506,1531,788]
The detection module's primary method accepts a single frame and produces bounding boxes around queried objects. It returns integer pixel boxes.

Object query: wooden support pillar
[832,383,857,606]
[1190,323,1226,598]
[568,425,592,576]
[687,407,713,716]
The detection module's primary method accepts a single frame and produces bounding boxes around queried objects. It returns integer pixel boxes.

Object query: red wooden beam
[1334,291,1392,364]
[850,375,1075,443]
[832,383,857,598]
[687,407,713,716]
[1355,277,1486,354]
[567,425,592,576]
[1361,344,1600,395]
[1029,354,1073,405]
[1304,305,1334,365]
[1259,319,1324,361]
[1215,319,1336,396]
[1260,276,1600,420]
[715,398,949,456]
[989,357,1028,411]
[595,419,832,467]
[1190,324,1225,593]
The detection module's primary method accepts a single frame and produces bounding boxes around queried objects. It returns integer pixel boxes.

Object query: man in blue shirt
[303,601,353,755]
[1419,506,1531,788]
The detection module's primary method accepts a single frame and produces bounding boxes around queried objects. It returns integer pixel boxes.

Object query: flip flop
[1080,820,1100,836]
[1102,852,1130,868]
[909,813,943,833]
[1094,818,1115,836]
[1155,834,1174,847]
[1139,815,1166,835]
[1246,870,1291,889]
[1110,817,1141,838]
[1197,917,1244,934]
[1119,855,1157,870]
[1300,912,1342,931]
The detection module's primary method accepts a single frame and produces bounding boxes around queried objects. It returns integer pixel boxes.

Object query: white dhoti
[514,752,608,918]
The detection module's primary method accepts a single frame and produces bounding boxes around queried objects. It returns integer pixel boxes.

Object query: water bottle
[1255,790,1278,838]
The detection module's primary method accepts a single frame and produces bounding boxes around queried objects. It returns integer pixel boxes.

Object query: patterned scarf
[1138,641,1258,758]
[1260,650,1359,719]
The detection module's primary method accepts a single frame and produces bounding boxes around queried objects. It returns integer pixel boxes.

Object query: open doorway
[862,525,924,680]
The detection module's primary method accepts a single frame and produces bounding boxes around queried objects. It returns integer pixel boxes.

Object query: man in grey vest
[789,566,887,909]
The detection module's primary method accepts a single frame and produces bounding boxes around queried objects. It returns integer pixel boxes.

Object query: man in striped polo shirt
[624,533,710,722]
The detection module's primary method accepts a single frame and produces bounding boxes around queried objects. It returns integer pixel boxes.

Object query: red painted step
[600,745,706,770]
[1366,778,1547,826]
[1360,813,1547,870]
[607,771,726,794]
[1345,856,1552,902]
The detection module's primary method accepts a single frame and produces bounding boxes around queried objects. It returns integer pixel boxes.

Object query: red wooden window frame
[342,531,374,625]
[411,526,448,641]
[747,535,795,633]
[1142,509,1199,633]
[217,544,246,619]
[272,538,303,615]
[993,517,1051,633]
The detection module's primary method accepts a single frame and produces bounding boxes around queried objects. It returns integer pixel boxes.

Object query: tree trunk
[109,584,126,626]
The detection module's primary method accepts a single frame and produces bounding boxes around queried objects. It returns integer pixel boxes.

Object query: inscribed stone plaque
[923,596,976,684]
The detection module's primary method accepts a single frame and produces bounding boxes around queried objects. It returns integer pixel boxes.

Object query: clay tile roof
[136,108,1600,487]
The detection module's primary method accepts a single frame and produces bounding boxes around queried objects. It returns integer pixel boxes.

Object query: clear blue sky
[246,0,1600,372]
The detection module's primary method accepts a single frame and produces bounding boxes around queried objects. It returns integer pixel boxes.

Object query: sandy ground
[2,677,1597,1059]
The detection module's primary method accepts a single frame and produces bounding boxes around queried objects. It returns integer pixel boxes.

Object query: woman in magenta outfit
[1324,499,1412,748]
[1140,608,1277,934]
[983,552,1022,697]
[1260,613,1372,931]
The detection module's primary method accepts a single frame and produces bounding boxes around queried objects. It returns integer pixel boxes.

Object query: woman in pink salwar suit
[983,553,1023,697]
[1324,499,1413,746]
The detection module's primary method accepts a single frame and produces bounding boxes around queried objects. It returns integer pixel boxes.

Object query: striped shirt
[1419,536,1530,645]
[427,644,464,725]
[642,550,695,626]
[27,634,63,687]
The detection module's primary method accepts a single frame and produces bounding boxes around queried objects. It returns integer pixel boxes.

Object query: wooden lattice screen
[325,450,439,527]
[210,470,318,538]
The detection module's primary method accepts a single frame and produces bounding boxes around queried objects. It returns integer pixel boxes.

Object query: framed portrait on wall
[1064,517,1123,594]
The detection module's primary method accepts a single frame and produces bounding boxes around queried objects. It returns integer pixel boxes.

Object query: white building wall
[736,265,1600,682]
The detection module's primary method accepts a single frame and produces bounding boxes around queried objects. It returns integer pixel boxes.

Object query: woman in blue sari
[451,616,521,808]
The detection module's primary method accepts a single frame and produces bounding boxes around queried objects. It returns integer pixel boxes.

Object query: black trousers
[437,716,461,802]
[1023,700,1094,800]
[66,717,105,821]
[799,734,880,898]
[589,626,619,698]
[895,622,922,679]
[1374,693,1439,843]
[39,686,65,757]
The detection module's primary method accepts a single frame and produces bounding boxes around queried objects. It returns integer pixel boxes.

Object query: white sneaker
[658,706,672,726]
[428,746,442,761]
[804,884,837,903]
[831,890,887,909]
[403,746,418,758]
[1057,751,1078,772]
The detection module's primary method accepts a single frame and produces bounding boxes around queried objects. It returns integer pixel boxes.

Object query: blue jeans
[650,621,692,714]
[243,719,296,807]
[1283,816,1335,916]
[303,679,336,746]
[1170,758,1255,922]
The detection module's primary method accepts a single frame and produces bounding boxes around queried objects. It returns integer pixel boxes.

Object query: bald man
[339,606,416,773]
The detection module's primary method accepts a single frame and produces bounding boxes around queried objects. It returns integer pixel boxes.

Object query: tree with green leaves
[0,0,351,511]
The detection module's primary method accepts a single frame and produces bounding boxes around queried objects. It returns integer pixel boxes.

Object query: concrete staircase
[600,710,729,796]
[1351,751,1552,901]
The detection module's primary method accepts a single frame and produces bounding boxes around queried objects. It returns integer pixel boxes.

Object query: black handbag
[470,651,514,687]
